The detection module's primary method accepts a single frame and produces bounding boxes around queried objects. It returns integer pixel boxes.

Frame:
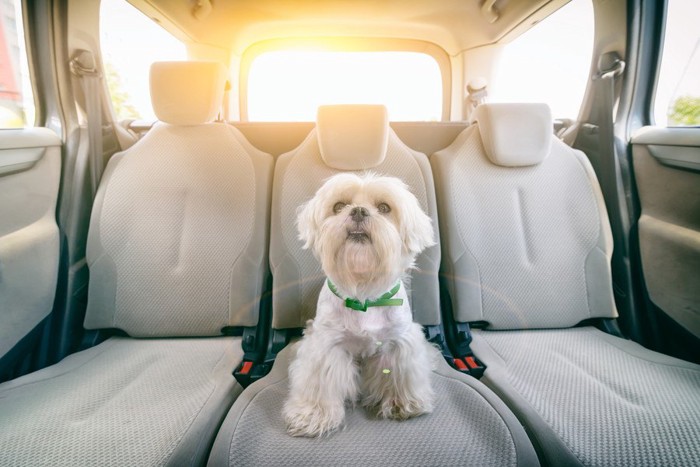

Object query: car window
[0,0,35,128]
[653,0,700,127]
[490,0,594,119]
[246,50,442,122]
[100,0,186,121]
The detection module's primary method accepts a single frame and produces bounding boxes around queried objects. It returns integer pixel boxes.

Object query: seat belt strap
[591,54,625,238]
[70,50,104,199]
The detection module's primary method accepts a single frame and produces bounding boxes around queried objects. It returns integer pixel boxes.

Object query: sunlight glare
[247,51,442,121]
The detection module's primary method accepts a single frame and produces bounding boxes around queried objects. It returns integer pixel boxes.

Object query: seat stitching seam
[449,141,485,321]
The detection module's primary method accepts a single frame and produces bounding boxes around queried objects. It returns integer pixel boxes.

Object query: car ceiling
[126,0,570,55]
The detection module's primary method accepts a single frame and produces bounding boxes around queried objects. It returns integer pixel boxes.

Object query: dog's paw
[377,396,434,421]
[283,402,345,437]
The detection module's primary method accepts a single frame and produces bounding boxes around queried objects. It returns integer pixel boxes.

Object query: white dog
[283,172,439,437]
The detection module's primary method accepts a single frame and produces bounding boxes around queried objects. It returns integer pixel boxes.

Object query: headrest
[316,105,389,170]
[474,103,552,167]
[150,61,227,125]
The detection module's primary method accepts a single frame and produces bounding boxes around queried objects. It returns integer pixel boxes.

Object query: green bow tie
[327,279,404,312]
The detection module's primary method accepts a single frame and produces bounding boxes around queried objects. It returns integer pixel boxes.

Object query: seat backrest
[431,103,617,329]
[84,61,273,337]
[270,104,441,329]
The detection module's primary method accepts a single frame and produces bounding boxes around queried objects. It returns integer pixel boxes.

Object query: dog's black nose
[350,206,369,222]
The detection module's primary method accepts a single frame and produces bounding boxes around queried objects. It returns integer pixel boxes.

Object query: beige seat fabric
[208,105,538,467]
[85,61,271,335]
[0,61,273,466]
[431,103,700,466]
[433,103,616,329]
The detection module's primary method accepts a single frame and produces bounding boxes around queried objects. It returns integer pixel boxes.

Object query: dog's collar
[326,279,404,312]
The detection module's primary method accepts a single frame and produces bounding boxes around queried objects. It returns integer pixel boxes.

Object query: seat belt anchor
[593,54,625,81]
[69,49,102,78]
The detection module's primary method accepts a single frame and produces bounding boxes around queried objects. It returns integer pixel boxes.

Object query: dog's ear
[297,197,320,251]
[399,195,436,258]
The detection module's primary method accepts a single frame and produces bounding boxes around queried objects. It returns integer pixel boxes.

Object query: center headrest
[316,105,389,170]
[150,61,227,125]
[474,103,553,167]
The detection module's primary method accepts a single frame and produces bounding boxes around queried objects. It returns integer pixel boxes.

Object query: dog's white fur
[283,172,439,437]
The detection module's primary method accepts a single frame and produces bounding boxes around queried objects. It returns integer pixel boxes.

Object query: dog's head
[297,172,434,298]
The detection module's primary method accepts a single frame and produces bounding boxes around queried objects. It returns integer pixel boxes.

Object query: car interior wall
[124,0,190,43]
[449,52,464,121]
[67,0,100,70]
[577,0,627,125]
[228,54,242,121]
[460,44,503,120]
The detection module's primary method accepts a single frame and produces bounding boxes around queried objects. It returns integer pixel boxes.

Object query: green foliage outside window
[105,62,139,120]
[668,95,700,126]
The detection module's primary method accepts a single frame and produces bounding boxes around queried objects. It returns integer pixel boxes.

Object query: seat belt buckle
[452,353,486,379]
[233,359,271,388]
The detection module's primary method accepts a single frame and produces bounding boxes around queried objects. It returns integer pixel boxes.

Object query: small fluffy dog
[283,172,439,437]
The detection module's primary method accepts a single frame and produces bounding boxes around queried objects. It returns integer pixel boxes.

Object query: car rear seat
[431,103,700,466]
[207,104,539,466]
[0,61,273,466]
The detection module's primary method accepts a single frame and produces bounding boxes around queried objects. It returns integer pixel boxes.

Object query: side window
[653,0,700,127]
[0,0,35,128]
[100,0,186,121]
[490,0,594,119]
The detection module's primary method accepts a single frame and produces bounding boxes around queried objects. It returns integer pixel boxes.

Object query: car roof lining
[125,0,571,56]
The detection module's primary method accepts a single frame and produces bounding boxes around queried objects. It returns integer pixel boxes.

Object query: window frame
[0,0,38,129]
[239,37,451,122]
[98,0,188,122]
[650,0,700,127]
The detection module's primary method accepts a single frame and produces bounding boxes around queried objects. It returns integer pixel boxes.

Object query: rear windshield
[246,51,442,122]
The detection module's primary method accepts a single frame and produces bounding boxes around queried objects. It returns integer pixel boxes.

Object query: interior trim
[632,126,700,146]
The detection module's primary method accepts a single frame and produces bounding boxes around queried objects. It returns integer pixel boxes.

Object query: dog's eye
[377,202,391,214]
[333,202,347,214]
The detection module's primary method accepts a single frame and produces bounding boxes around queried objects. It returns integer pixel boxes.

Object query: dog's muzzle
[347,207,371,243]
[347,227,370,243]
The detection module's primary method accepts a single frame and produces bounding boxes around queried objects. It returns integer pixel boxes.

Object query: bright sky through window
[101,0,186,120]
[247,51,442,122]
[491,0,594,118]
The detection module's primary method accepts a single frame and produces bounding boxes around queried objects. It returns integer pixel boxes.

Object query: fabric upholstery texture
[472,328,700,467]
[473,103,552,167]
[269,128,441,328]
[432,103,700,466]
[0,337,243,467]
[316,105,389,170]
[150,61,227,125]
[207,343,538,467]
[431,124,616,329]
[85,122,272,336]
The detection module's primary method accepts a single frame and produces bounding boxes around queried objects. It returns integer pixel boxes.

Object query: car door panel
[631,127,700,339]
[0,128,61,359]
